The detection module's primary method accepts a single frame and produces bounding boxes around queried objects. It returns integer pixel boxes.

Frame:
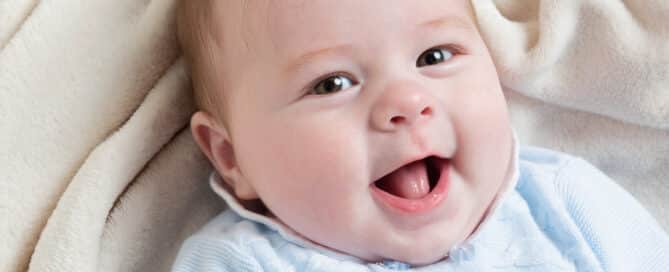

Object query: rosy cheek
[240,115,362,190]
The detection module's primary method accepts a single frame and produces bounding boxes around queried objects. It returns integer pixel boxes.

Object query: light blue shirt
[172,145,669,271]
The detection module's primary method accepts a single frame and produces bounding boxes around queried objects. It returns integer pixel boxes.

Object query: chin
[397,249,448,267]
[377,218,476,266]
[381,239,452,266]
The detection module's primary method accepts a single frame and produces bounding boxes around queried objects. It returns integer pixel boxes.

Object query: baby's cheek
[244,117,364,197]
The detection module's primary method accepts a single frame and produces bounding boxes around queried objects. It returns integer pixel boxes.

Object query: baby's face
[210,0,513,265]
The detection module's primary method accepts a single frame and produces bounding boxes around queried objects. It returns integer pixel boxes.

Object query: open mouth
[373,156,444,200]
[370,156,451,214]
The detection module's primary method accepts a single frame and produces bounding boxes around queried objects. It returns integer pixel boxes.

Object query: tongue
[377,160,431,199]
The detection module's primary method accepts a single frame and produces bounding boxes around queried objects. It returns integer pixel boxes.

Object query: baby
[172,0,669,271]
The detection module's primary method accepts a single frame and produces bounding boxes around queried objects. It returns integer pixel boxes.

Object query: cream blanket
[1,0,667,271]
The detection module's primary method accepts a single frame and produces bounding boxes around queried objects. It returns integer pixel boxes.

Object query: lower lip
[370,161,450,214]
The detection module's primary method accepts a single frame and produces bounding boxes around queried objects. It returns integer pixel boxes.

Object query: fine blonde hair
[176,0,225,121]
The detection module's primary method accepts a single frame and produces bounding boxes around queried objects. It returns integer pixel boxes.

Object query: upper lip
[370,152,450,184]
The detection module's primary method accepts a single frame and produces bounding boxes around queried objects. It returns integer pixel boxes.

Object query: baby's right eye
[309,74,356,95]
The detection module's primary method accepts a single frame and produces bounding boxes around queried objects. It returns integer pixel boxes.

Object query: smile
[370,156,450,214]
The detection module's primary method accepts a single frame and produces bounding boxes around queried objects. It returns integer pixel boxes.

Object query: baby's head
[178,0,513,265]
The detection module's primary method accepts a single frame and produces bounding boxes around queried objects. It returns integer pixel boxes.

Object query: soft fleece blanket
[1,0,667,271]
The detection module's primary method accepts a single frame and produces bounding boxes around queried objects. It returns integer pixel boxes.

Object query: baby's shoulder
[172,210,284,271]
[516,145,635,218]
[517,145,608,195]
[517,145,577,177]
[192,209,268,242]
[514,145,669,271]
[173,210,368,271]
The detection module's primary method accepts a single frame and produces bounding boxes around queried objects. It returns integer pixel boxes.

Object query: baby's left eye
[416,47,455,67]
[309,75,355,95]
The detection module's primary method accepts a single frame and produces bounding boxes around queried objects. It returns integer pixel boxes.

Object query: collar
[209,132,520,264]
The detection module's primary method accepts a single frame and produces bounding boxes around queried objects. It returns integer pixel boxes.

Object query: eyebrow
[285,44,353,74]
[419,15,475,32]
[284,16,473,74]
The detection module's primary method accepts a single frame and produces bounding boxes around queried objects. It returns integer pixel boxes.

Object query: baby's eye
[416,46,455,67]
[310,75,355,95]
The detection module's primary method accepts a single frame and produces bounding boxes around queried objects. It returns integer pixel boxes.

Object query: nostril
[421,107,432,116]
[390,116,405,124]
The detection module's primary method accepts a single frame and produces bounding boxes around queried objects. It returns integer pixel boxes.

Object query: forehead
[214,0,474,55]
[271,0,472,52]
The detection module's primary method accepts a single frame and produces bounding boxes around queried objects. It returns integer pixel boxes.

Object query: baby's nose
[370,81,435,132]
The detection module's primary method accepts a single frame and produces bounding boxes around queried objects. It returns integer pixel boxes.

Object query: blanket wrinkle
[1,0,181,268]
[28,58,190,272]
[0,0,38,52]
[110,56,185,147]
[105,121,191,225]
[475,0,669,129]
[98,130,224,272]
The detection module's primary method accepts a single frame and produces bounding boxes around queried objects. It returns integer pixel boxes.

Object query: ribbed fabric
[172,146,669,271]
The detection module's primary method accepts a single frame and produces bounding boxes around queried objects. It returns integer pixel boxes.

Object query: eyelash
[439,44,465,55]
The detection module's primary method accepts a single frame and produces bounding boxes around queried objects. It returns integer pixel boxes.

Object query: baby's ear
[190,111,259,200]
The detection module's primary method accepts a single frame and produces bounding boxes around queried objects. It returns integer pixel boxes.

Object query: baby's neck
[239,198,271,216]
